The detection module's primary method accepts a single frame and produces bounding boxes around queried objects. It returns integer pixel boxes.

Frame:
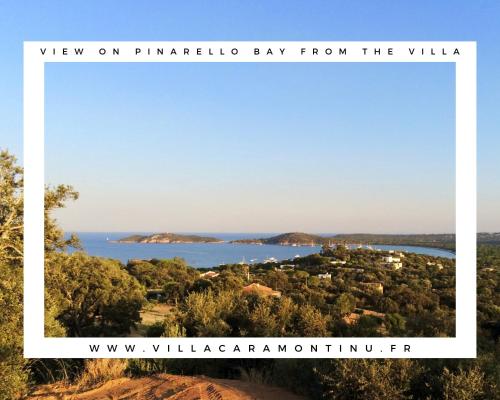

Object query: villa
[199,271,220,279]
[427,261,444,270]
[242,283,281,298]
[382,256,401,263]
[343,308,386,325]
[382,255,403,270]
[388,262,403,270]
[317,272,332,279]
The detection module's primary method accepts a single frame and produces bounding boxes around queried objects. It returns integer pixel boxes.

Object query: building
[427,261,443,270]
[382,255,403,270]
[330,260,347,265]
[343,308,386,325]
[382,256,401,263]
[389,262,403,270]
[199,271,220,279]
[317,272,332,279]
[242,283,281,298]
[278,264,295,270]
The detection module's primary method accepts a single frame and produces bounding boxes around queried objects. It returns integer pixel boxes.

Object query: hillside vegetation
[114,233,223,243]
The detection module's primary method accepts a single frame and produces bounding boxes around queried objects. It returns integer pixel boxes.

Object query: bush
[76,359,128,389]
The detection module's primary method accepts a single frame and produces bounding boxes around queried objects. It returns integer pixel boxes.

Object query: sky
[1,1,499,233]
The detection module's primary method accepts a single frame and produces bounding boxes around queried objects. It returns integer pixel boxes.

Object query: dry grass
[140,303,174,325]
[76,359,128,389]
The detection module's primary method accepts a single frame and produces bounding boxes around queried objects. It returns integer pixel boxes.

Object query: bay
[65,232,455,268]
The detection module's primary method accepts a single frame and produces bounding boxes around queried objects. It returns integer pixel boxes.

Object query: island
[112,233,223,244]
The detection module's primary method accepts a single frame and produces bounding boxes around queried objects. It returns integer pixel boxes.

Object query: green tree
[181,290,242,336]
[295,304,329,337]
[385,313,406,336]
[0,150,80,398]
[318,359,420,400]
[163,281,185,305]
[249,300,278,336]
[440,367,490,400]
[46,252,145,336]
[147,313,186,338]
[333,293,357,317]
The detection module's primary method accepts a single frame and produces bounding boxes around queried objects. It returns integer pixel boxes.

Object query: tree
[181,290,242,337]
[385,313,406,336]
[265,270,288,291]
[333,293,357,317]
[294,270,310,288]
[0,263,26,399]
[146,313,186,338]
[163,281,185,305]
[0,150,80,397]
[0,150,23,266]
[46,252,145,336]
[295,304,329,337]
[213,271,245,292]
[440,367,489,400]
[318,359,420,400]
[249,300,278,336]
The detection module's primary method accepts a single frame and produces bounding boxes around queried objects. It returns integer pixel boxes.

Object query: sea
[65,232,456,268]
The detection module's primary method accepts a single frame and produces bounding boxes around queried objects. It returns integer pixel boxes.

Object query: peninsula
[230,232,329,246]
[230,232,500,251]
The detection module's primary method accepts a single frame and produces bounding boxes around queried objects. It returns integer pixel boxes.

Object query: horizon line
[63,230,464,235]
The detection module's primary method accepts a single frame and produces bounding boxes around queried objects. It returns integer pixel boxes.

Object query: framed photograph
[23,41,476,358]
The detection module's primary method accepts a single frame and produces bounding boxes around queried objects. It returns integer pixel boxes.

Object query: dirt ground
[28,373,307,400]
[140,303,174,325]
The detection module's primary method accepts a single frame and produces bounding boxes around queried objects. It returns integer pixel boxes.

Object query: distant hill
[231,232,329,246]
[230,232,500,250]
[478,232,500,244]
[113,233,223,244]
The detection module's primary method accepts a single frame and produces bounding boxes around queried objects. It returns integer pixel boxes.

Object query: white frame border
[24,41,476,358]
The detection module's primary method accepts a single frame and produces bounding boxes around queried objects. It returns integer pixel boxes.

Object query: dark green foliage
[116,232,222,243]
[0,150,81,398]
[46,252,145,336]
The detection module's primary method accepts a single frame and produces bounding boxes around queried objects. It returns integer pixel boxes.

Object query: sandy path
[28,373,306,400]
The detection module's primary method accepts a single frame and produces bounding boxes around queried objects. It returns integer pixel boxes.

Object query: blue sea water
[66,232,455,268]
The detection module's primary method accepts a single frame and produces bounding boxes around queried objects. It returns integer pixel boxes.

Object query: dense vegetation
[124,246,456,338]
[0,150,498,399]
[115,233,222,243]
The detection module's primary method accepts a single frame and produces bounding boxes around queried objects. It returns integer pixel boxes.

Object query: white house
[427,261,443,270]
[318,272,332,279]
[390,262,403,270]
[199,271,220,279]
[330,260,347,265]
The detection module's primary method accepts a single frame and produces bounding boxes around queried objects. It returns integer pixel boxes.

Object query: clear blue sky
[1,1,498,233]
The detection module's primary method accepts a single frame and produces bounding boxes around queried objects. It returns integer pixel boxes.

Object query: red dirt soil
[28,373,307,400]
